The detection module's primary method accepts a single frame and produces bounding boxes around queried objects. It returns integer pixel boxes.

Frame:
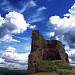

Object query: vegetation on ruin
[31,60,75,75]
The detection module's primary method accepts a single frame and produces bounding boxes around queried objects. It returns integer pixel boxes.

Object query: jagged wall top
[31,30,45,52]
[31,30,63,52]
[28,30,69,74]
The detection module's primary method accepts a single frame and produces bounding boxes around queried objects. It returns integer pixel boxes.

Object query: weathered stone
[28,30,69,74]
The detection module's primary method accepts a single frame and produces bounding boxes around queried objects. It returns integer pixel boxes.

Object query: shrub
[37,60,68,68]
[56,69,73,75]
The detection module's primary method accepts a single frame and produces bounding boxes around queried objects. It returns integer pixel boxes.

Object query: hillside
[29,60,75,75]
[28,52,75,75]
[0,67,27,75]
[31,68,75,75]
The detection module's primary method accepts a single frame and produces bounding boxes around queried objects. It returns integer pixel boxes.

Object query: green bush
[57,69,72,75]
[35,60,75,75]
[37,60,68,70]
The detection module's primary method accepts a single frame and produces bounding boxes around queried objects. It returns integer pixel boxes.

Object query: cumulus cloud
[49,3,75,47]
[1,46,30,69]
[48,3,75,63]
[0,35,20,42]
[0,0,46,24]
[49,32,55,37]
[44,32,55,39]
[2,46,29,64]
[66,49,75,63]
[0,11,28,38]
[5,11,28,34]
[0,11,35,42]
[0,15,5,26]
[0,58,5,64]
[29,25,36,29]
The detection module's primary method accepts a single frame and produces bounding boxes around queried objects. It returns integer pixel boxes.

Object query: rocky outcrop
[28,30,69,74]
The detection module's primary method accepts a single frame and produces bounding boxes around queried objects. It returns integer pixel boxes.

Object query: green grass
[31,69,75,75]
[37,60,69,70]
[30,60,75,75]
[31,72,58,75]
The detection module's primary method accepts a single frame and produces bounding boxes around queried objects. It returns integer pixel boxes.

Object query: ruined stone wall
[43,40,61,60]
[31,30,45,52]
[43,40,69,63]
[28,30,45,73]
[28,30,69,74]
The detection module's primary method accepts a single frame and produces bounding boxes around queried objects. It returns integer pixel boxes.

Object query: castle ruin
[28,30,69,74]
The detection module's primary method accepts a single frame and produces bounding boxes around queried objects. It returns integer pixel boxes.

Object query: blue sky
[0,0,75,69]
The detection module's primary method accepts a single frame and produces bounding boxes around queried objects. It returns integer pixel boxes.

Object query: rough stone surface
[28,30,69,74]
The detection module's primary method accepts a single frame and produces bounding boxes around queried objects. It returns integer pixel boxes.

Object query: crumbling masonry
[28,30,69,74]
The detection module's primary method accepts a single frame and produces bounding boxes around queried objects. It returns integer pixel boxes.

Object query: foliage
[31,72,58,75]
[33,60,75,75]
[37,60,69,71]
[0,67,27,75]
[56,69,72,75]
[31,69,75,75]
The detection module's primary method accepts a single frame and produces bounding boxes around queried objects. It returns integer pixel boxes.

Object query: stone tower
[28,30,69,74]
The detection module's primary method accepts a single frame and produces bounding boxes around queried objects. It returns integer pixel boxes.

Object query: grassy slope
[31,69,75,75]
[30,60,75,75]
[31,72,58,75]
[0,67,27,75]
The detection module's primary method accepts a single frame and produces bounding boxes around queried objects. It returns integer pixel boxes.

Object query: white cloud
[68,3,75,14]
[50,32,55,36]
[5,46,16,53]
[29,25,36,29]
[0,11,30,42]
[4,62,27,69]
[0,0,46,25]
[66,49,75,63]
[28,18,44,23]
[5,11,28,34]
[37,6,46,11]
[44,32,55,38]
[30,0,37,6]
[66,49,75,56]
[0,15,5,26]
[49,3,75,33]
[69,58,72,63]
[0,11,38,42]
[2,46,29,63]
[50,15,74,33]
[0,0,37,13]
[1,46,30,69]
[20,0,37,13]
[48,3,75,63]
[0,58,5,64]
[1,35,20,42]
[65,45,70,51]
[20,0,46,14]
[49,3,75,47]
